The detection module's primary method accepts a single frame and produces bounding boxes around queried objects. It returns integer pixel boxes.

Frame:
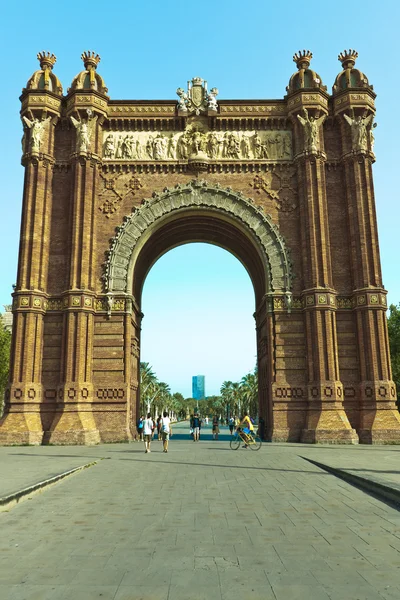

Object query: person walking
[137,415,144,441]
[161,411,172,453]
[156,415,162,441]
[192,412,201,442]
[229,415,235,435]
[143,412,154,453]
[212,415,220,440]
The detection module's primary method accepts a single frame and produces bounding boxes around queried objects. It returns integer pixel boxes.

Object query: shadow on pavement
[117,456,329,474]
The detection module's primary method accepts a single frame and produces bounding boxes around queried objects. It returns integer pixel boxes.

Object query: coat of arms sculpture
[176,77,218,115]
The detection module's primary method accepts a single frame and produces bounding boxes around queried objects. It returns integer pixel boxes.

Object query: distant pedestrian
[192,412,201,442]
[229,416,235,435]
[161,411,172,453]
[157,415,162,441]
[143,412,154,453]
[212,415,220,440]
[189,414,194,439]
[137,415,144,441]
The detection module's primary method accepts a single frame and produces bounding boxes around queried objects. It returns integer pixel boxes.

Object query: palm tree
[220,380,233,418]
[140,362,157,414]
[241,371,258,417]
[231,382,242,417]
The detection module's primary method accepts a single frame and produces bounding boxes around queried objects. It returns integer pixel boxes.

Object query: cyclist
[238,411,254,448]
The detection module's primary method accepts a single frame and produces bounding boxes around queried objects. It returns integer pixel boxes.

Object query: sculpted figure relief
[207,132,220,158]
[241,135,251,159]
[343,111,374,152]
[297,108,325,153]
[153,134,167,160]
[103,134,115,158]
[167,135,177,158]
[22,115,51,152]
[224,132,240,159]
[102,130,292,161]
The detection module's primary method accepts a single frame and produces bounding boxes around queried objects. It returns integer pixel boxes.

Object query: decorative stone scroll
[103,180,293,300]
[102,128,292,162]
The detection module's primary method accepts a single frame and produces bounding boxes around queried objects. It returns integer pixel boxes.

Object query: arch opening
[140,243,257,415]
[104,180,292,440]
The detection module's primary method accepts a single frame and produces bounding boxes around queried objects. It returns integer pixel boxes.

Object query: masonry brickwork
[0,49,398,445]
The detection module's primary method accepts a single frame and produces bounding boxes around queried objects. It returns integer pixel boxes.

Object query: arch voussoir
[103,180,293,301]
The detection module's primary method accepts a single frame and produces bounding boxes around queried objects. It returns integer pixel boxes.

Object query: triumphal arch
[0,49,398,445]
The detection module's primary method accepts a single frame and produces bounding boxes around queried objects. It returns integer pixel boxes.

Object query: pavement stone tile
[10,584,69,600]
[70,568,125,586]
[114,585,170,600]
[60,585,119,600]
[2,427,400,599]
[0,568,29,584]
[271,583,331,600]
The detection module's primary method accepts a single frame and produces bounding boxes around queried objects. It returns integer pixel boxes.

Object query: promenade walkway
[1,421,400,599]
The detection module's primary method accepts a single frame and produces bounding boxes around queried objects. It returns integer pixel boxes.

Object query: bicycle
[230,427,262,451]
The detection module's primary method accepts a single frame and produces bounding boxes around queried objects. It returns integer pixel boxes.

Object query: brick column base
[43,405,101,445]
[0,411,43,445]
[301,402,359,444]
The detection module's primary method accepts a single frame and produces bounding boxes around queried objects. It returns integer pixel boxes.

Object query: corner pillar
[45,149,101,444]
[0,108,58,444]
[293,131,357,443]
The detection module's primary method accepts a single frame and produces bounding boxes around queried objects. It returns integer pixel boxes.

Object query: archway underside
[132,212,267,306]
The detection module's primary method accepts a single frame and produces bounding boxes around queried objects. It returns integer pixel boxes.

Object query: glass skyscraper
[192,375,205,400]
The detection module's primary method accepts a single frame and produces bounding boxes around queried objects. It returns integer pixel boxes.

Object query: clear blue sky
[0,1,398,397]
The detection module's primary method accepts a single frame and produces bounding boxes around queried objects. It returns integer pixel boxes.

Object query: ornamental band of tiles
[1,49,398,446]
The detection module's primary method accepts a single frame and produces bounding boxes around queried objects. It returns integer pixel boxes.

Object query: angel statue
[343,111,374,152]
[70,109,96,153]
[22,115,50,152]
[297,108,325,153]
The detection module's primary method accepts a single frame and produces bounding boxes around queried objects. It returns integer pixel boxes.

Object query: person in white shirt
[161,411,172,453]
[143,412,154,453]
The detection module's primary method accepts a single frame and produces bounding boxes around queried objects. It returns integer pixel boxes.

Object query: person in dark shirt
[192,412,201,442]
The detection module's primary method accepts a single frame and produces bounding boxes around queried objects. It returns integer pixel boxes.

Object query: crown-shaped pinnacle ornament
[81,51,101,70]
[293,50,313,70]
[338,49,358,69]
[37,51,57,70]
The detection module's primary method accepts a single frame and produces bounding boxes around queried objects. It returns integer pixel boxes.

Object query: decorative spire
[68,51,107,95]
[293,50,313,70]
[23,51,62,95]
[338,49,358,70]
[37,51,57,70]
[81,51,101,70]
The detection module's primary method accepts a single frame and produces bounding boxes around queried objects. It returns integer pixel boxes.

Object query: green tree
[0,320,11,417]
[139,362,157,414]
[388,304,400,405]
[220,380,233,417]
[241,370,258,417]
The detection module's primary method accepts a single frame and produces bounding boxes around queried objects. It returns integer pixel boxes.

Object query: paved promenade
[1,422,400,599]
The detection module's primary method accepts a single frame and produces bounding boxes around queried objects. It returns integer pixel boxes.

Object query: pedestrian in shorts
[143,412,154,453]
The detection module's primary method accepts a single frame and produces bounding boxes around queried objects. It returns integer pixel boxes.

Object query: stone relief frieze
[102,128,292,162]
